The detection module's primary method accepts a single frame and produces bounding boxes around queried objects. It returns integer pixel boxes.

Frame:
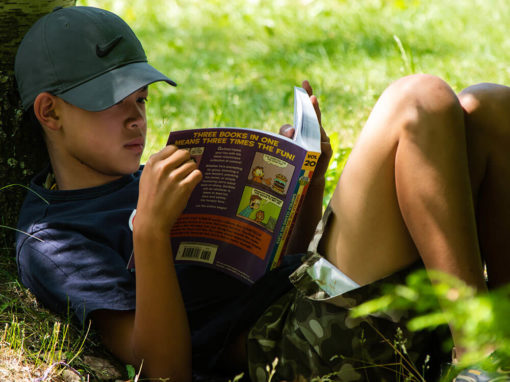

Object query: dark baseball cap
[15,6,176,111]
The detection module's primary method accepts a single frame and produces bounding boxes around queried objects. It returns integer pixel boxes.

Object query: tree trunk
[0,0,75,270]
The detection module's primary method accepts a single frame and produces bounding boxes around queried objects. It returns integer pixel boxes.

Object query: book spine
[268,150,320,269]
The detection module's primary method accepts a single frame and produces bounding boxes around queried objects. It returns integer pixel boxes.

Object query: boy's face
[55,86,148,182]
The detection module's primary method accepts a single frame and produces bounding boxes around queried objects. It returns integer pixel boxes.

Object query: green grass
[3,0,510,379]
[80,0,510,198]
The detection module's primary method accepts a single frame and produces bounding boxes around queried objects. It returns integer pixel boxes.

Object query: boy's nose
[127,120,144,132]
[124,101,146,131]
[126,115,146,132]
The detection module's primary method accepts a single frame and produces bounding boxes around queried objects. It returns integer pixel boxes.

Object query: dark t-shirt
[16,166,302,371]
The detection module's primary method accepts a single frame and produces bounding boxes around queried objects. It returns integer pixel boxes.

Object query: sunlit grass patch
[80,0,510,198]
[0,259,122,381]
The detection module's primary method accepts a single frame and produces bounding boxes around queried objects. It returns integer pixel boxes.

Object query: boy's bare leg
[459,83,510,289]
[319,74,486,291]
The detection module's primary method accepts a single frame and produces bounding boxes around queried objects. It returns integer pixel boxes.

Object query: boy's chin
[115,161,141,176]
[125,162,142,174]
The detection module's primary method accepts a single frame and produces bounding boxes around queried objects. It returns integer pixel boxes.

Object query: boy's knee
[391,74,461,117]
[458,83,510,112]
[459,83,510,139]
[382,74,464,137]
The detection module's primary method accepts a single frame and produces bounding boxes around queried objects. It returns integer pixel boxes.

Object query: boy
[14,5,510,382]
[14,6,329,381]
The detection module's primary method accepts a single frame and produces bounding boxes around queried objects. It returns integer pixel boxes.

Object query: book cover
[167,87,321,283]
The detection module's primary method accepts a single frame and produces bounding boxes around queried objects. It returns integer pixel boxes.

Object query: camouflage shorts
[247,205,449,382]
[247,254,450,382]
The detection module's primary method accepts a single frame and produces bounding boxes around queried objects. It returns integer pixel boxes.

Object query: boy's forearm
[132,226,191,381]
[122,145,200,380]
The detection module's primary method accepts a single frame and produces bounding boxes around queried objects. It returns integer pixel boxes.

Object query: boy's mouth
[124,137,145,153]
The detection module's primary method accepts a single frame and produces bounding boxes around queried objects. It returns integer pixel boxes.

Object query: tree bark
[0,0,75,268]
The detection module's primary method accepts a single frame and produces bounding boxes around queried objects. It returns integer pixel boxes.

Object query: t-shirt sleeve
[17,227,136,324]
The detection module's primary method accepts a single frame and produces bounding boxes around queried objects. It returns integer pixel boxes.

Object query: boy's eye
[137,96,149,104]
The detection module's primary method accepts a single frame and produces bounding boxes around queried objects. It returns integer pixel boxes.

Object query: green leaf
[126,364,136,379]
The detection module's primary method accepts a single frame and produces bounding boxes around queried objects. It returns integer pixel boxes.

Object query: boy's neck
[49,153,123,191]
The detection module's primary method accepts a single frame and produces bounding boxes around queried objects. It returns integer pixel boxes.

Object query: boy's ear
[33,92,61,131]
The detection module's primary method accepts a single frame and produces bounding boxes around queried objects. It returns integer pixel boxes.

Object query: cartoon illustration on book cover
[247,152,295,196]
[236,186,283,232]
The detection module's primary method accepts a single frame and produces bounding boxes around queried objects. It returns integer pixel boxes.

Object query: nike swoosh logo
[96,35,123,58]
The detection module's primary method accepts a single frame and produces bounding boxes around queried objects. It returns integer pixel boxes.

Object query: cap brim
[57,61,176,111]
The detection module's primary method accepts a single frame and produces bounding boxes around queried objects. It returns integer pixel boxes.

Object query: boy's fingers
[301,80,322,126]
[148,146,192,174]
[145,145,180,171]
[148,144,179,162]
[320,126,330,143]
[279,124,294,138]
[170,159,201,181]
[302,80,313,96]
[310,95,322,126]
[184,168,203,189]
[174,166,203,199]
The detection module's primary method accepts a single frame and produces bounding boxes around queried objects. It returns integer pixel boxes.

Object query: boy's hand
[279,80,333,182]
[136,145,202,235]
